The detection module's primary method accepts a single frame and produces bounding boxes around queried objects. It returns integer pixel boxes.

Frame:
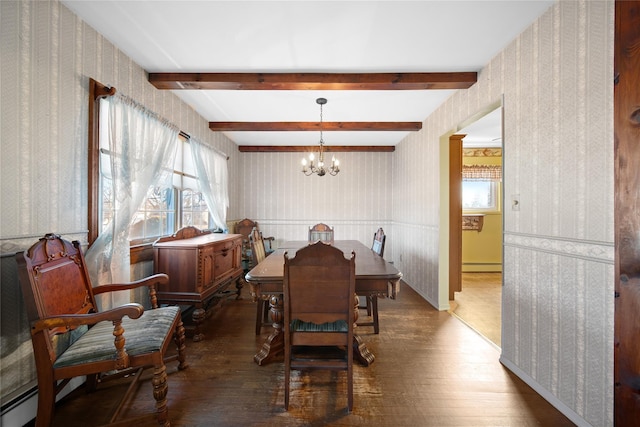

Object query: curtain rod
[179,131,229,160]
[92,79,229,161]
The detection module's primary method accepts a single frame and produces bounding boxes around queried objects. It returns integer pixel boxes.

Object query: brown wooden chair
[358,228,386,334]
[308,223,334,244]
[283,241,355,411]
[371,227,386,258]
[249,228,271,334]
[235,218,274,270]
[15,234,188,427]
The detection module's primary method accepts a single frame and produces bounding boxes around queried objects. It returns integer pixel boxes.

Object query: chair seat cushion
[53,306,180,368]
[290,319,348,332]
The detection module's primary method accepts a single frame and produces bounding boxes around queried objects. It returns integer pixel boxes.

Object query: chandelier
[301,98,340,176]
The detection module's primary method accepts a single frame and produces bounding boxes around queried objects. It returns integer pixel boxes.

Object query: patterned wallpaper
[235,151,393,254]
[0,1,616,426]
[393,1,614,426]
[0,0,240,249]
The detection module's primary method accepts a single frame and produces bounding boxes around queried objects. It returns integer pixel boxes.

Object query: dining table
[245,239,402,366]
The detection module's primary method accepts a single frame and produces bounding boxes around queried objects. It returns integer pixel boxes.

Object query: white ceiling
[62,0,554,147]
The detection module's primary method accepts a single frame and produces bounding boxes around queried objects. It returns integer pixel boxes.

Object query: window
[462,181,499,211]
[97,97,213,245]
[461,164,502,213]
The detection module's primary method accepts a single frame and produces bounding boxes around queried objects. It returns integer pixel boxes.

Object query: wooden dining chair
[283,241,356,412]
[358,228,386,334]
[15,234,188,426]
[308,223,334,244]
[250,227,271,334]
[235,218,274,271]
[371,227,386,258]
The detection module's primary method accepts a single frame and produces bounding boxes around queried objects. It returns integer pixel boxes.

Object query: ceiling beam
[209,121,422,132]
[149,72,477,90]
[238,146,395,153]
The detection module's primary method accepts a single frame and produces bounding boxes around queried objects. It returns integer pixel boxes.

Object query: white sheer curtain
[190,138,229,231]
[85,93,179,309]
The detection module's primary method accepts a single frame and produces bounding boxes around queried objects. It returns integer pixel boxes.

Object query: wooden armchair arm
[92,273,169,294]
[92,274,168,308]
[30,303,144,334]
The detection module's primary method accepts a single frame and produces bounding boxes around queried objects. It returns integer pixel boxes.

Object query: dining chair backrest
[250,227,267,266]
[308,223,334,244]
[283,241,355,411]
[371,227,386,257]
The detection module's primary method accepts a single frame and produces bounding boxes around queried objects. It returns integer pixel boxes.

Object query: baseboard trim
[1,377,85,426]
[499,356,592,427]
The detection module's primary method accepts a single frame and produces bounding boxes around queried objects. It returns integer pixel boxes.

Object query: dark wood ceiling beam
[149,72,477,90]
[209,121,422,132]
[238,146,395,153]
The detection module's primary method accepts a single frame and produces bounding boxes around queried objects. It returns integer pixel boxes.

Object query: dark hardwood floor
[45,282,574,427]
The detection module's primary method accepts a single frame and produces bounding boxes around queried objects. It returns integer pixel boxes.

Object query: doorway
[447,105,503,348]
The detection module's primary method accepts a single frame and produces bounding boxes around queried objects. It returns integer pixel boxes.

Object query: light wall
[235,151,393,254]
[393,1,614,426]
[0,1,616,427]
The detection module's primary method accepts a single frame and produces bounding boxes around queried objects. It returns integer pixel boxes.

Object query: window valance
[462,165,502,181]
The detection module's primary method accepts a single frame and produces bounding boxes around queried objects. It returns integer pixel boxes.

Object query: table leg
[254,292,376,366]
[352,293,375,366]
[354,335,375,366]
[253,294,284,365]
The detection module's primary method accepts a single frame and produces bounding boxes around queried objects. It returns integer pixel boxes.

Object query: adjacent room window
[462,181,498,210]
[462,165,501,212]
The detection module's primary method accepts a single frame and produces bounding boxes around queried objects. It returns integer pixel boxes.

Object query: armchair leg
[174,318,188,370]
[35,378,55,427]
[152,364,170,427]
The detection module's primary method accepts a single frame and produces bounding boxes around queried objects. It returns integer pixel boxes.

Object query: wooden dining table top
[245,240,402,291]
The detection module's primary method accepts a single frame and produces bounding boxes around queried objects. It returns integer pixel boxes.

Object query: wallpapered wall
[0,1,616,426]
[236,151,393,253]
[0,0,239,405]
[393,2,614,426]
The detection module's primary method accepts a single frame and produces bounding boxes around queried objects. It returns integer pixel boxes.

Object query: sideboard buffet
[153,227,244,341]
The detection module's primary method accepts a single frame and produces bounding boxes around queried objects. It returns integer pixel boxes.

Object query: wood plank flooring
[451,273,502,347]
[43,282,574,427]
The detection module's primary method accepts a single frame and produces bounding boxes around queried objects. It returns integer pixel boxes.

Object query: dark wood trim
[238,145,395,153]
[88,78,116,247]
[449,134,464,301]
[149,72,477,90]
[209,121,422,132]
[130,243,155,264]
[614,1,640,424]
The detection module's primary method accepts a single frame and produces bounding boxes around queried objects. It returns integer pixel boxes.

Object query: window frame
[462,179,502,214]
[88,79,214,260]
